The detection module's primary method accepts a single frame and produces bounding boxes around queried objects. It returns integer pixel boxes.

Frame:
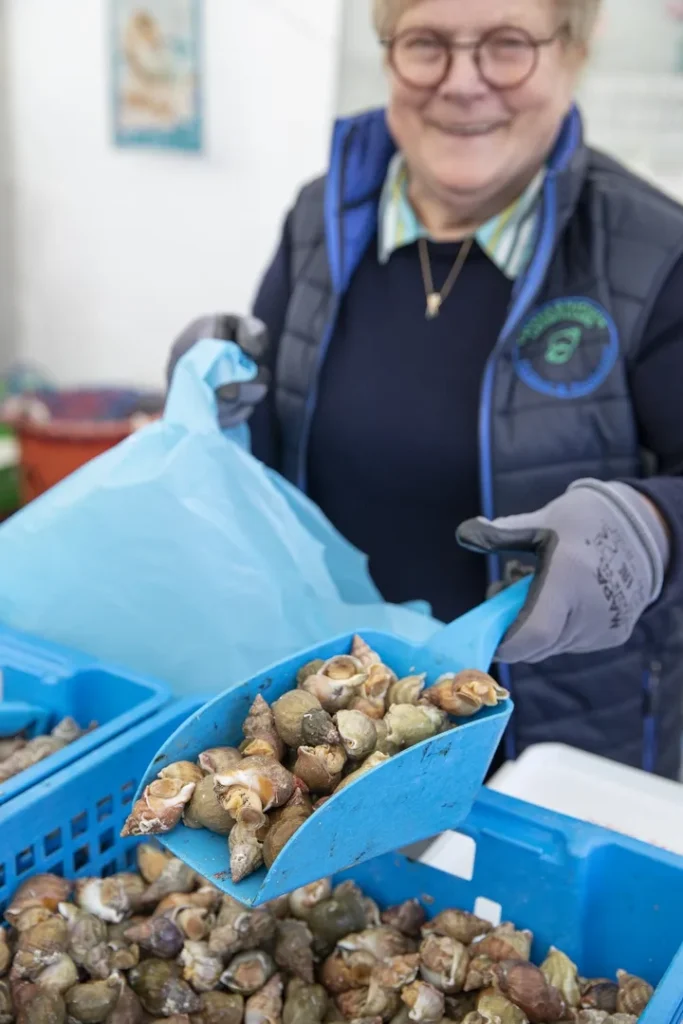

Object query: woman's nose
[438,46,489,97]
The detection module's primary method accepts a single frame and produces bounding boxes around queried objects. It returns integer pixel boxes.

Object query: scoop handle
[417,577,532,671]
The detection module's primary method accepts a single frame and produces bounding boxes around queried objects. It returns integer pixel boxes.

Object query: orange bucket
[2,389,163,506]
[14,420,134,505]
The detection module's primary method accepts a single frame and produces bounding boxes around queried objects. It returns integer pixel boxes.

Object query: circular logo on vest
[513,297,619,399]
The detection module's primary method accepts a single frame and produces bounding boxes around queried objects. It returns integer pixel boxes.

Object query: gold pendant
[426,293,442,319]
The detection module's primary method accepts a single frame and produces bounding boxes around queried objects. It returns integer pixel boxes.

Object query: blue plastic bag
[0,341,440,696]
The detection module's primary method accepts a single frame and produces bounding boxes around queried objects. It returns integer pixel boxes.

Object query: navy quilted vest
[273,107,683,779]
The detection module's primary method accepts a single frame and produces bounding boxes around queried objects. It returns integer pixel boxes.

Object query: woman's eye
[488,35,530,59]
[405,35,442,53]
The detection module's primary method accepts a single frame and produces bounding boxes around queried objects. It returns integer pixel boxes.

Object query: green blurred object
[0,364,56,516]
[0,425,20,516]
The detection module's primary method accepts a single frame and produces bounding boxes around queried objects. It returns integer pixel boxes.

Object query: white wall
[0,0,17,364]
[4,0,341,387]
[336,0,387,117]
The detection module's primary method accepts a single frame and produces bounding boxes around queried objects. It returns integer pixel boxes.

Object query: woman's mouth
[429,121,507,137]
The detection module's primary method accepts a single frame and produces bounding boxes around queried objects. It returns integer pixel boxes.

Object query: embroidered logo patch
[514,297,619,398]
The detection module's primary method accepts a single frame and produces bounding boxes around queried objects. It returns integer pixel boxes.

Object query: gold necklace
[418,235,474,319]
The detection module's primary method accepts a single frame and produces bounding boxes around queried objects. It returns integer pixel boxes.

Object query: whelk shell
[194,990,245,1024]
[274,918,315,983]
[615,969,653,1016]
[139,857,197,907]
[136,844,173,884]
[183,773,235,834]
[424,908,492,945]
[33,954,78,995]
[400,979,445,1023]
[272,691,322,749]
[476,987,528,1024]
[300,708,341,747]
[222,946,274,995]
[540,945,580,1008]
[123,916,184,959]
[371,954,420,991]
[387,675,426,708]
[493,960,566,1024]
[128,958,201,1016]
[244,971,283,1024]
[307,890,368,948]
[300,656,368,712]
[384,705,442,751]
[198,747,243,774]
[335,711,377,761]
[334,751,390,793]
[120,777,196,837]
[158,761,204,786]
[282,977,328,1024]
[293,744,347,793]
[64,976,120,1022]
[338,925,415,960]
[214,756,295,812]
[5,874,72,926]
[348,663,395,720]
[363,977,401,1019]
[350,635,382,669]
[289,879,333,920]
[243,695,286,761]
[372,718,393,755]
[178,939,223,992]
[12,981,67,1024]
[0,735,67,783]
[426,670,508,717]
[463,955,496,993]
[418,933,469,994]
[263,790,312,869]
[579,978,618,1013]
[320,949,377,994]
[0,981,11,1024]
[104,981,144,1024]
[74,875,146,924]
[296,658,325,686]
[336,988,371,1019]
[471,922,533,963]
[229,818,266,883]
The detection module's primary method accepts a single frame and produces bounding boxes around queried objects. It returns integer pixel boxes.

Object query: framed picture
[111,0,202,152]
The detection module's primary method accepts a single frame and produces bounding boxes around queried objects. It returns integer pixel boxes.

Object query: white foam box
[413,743,683,881]
[487,742,683,856]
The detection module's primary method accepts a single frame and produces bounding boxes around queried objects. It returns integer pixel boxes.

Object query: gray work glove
[457,479,670,664]
[166,313,270,429]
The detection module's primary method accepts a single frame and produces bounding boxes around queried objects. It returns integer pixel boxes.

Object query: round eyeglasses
[383,25,565,92]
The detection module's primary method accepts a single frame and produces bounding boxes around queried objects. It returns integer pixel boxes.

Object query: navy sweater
[251,220,683,623]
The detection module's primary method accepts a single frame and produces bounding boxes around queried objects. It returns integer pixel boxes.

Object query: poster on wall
[111,0,202,152]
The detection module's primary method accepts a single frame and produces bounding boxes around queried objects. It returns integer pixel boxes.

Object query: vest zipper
[478,173,560,761]
[642,658,660,774]
[296,124,355,493]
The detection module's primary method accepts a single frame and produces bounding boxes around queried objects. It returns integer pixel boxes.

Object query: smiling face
[386,0,585,213]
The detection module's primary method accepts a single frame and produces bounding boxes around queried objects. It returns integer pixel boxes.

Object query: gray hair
[372,0,602,46]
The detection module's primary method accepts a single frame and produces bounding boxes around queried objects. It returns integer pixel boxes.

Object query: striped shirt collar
[378,152,545,280]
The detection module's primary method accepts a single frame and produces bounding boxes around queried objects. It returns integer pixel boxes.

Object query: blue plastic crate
[0,620,170,804]
[0,699,681,1022]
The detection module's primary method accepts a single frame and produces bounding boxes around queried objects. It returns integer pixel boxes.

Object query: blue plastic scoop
[137,578,530,905]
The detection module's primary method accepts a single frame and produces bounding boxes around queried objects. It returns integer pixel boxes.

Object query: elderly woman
[169,0,683,779]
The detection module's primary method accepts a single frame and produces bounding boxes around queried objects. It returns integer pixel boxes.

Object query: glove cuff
[568,478,670,605]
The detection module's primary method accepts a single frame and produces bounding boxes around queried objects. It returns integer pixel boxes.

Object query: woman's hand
[457,480,670,664]
[167,314,270,429]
